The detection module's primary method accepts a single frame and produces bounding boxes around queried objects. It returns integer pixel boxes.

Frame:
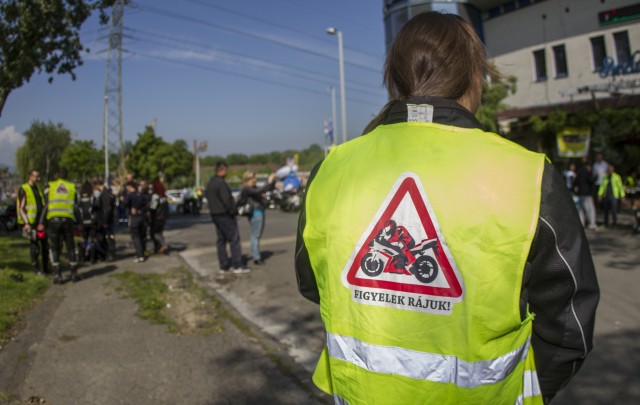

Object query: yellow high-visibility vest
[303,121,545,404]
[46,179,76,221]
[18,183,43,225]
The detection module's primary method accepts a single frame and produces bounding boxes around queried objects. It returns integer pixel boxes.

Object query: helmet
[37,230,46,240]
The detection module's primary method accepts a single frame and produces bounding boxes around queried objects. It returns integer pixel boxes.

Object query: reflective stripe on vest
[47,180,76,220]
[515,371,542,405]
[327,332,530,389]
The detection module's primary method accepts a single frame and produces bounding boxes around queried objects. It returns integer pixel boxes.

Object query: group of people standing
[17,168,171,283]
[120,176,170,263]
[565,153,626,229]
[17,168,116,283]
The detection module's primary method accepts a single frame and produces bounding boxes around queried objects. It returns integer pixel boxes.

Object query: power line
[128,50,381,108]
[136,3,381,74]
[126,27,385,97]
[184,0,382,61]
[277,0,382,36]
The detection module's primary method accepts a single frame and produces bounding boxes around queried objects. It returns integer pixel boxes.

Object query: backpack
[79,196,95,225]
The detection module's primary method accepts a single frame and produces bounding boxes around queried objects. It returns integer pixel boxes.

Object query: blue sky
[0,0,388,168]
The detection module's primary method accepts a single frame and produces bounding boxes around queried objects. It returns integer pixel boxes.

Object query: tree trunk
[0,89,9,117]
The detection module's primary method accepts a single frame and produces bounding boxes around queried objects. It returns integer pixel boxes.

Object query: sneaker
[232,267,251,274]
[133,257,146,263]
[253,260,264,266]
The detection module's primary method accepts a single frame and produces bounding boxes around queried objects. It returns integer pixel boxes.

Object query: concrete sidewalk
[0,231,328,404]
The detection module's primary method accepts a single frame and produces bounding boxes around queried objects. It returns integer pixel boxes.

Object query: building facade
[383,0,640,153]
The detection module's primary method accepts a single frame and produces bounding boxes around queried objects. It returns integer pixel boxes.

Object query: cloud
[0,125,24,169]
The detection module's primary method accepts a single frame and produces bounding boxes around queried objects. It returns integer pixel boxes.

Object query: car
[166,189,185,214]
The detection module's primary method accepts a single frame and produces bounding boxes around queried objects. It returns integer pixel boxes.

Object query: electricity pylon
[102,0,125,182]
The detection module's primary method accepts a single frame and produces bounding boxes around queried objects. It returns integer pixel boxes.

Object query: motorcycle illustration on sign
[359,220,439,284]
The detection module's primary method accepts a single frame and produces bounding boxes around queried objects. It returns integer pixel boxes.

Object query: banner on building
[556,127,591,158]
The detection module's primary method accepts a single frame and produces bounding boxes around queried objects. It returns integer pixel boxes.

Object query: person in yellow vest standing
[37,168,80,284]
[17,169,49,275]
[295,12,599,405]
[597,164,625,228]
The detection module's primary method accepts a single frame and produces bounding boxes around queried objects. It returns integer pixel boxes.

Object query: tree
[528,107,640,174]
[60,140,104,183]
[126,126,165,181]
[0,0,120,116]
[16,120,71,181]
[475,75,517,133]
[155,140,193,186]
[126,126,194,186]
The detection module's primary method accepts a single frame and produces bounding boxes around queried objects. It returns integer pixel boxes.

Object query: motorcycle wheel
[360,252,384,277]
[411,256,438,283]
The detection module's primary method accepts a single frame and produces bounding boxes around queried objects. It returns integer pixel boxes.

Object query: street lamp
[102,95,109,186]
[327,27,347,144]
[329,85,337,147]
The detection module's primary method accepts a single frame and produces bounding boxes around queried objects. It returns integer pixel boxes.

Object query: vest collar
[383,96,482,130]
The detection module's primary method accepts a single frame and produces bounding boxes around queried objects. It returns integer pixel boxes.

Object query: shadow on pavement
[205,347,324,405]
[554,328,640,404]
[587,230,640,271]
[80,264,118,280]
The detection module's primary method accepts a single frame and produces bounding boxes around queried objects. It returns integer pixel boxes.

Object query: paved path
[0,218,327,405]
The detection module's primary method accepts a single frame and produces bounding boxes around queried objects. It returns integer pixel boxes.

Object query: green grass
[110,268,223,334]
[0,235,50,343]
[111,271,176,329]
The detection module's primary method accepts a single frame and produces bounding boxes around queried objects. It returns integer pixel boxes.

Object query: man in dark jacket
[95,180,116,261]
[574,158,598,230]
[205,161,249,274]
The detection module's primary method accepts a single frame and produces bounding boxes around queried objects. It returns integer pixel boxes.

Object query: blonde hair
[243,170,256,184]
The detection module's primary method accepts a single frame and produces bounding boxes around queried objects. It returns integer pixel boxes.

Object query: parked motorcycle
[280,189,303,212]
[0,201,18,233]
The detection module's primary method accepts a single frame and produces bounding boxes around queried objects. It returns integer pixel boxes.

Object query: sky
[0,0,389,169]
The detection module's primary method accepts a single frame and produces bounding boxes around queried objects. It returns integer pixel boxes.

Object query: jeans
[129,215,146,258]
[250,210,265,261]
[211,214,242,269]
[602,197,618,226]
[578,196,597,229]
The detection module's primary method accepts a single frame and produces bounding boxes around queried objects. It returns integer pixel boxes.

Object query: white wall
[483,0,640,109]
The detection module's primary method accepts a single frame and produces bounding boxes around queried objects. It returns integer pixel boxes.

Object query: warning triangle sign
[56,183,69,194]
[341,172,464,315]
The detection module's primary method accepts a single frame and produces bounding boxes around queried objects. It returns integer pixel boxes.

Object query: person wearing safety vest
[17,169,49,275]
[597,164,625,228]
[37,168,81,284]
[295,13,599,405]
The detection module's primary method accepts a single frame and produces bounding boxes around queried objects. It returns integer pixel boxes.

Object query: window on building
[503,1,516,12]
[533,49,547,81]
[488,6,501,18]
[553,44,568,78]
[613,31,631,64]
[590,36,607,71]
